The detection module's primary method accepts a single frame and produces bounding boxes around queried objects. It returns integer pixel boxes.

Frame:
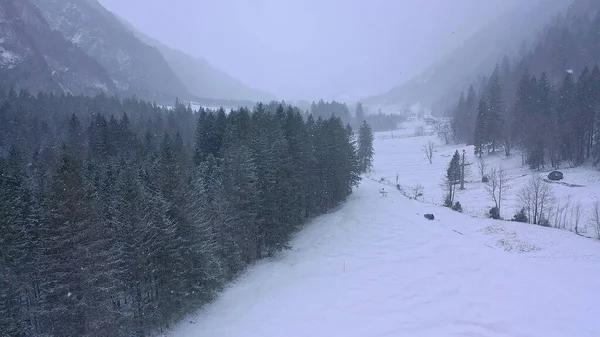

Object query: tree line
[0,90,370,336]
[449,6,600,169]
[445,5,600,230]
[451,60,600,171]
[354,102,406,133]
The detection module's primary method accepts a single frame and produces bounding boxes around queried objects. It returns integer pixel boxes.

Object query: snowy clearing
[165,120,600,337]
[374,120,600,236]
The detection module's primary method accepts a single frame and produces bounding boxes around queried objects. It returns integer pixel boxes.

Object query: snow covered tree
[0,90,364,335]
[444,150,461,206]
[485,65,505,153]
[474,97,489,157]
[38,147,89,336]
[357,120,374,173]
[451,92,467,142]
[218,142,260,275]
[355,101,365,126]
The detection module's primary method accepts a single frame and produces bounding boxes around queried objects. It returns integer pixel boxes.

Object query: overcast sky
[98,0,520,101]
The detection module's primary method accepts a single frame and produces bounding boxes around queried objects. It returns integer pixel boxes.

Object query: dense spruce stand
[450,11,600,169]
[0,91,367,336]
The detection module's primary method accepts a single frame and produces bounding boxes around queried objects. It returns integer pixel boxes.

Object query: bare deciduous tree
[422,141,434,164]
[517,175,554,225]
[484,165,510,218]
[571,202,584,234]
[552,195,571,230]
[477,156,486,182]
[411,184,424,200]
[589,201,600,239]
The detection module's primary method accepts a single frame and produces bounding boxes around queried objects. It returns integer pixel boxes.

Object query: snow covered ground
[165,120,600,337]
[374,120,600,236]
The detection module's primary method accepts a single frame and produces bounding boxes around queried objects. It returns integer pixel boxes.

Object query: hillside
[118,17,276,102]
[377,120,600,235]
[0,0,115,96]
[166,122,600,337]
[31,0,192,103]
[447,0,600,181]
[364,0,572,114]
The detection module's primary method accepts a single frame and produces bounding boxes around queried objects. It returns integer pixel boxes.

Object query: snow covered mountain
[30,0,192,103]
[1,0,274,103]
[364,0,572,114]
[0,0,115,96]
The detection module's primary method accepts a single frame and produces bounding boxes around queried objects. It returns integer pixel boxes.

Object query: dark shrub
[512,208,528,223]
[489,206,500,219]
[444,195,452,207]
[538,218,551,227]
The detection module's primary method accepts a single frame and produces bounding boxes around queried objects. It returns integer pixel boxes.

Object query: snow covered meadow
[375,120,600,237]
[165,120,600,337]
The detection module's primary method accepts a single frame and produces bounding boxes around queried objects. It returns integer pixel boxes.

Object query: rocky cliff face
[31,0,191,102]
[0,0,115,96]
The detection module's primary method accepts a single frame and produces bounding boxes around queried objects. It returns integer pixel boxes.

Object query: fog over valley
[98,0,521,101]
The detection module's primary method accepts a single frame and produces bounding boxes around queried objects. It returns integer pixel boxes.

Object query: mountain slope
[31,0,191,102]
[0,0,115,96]
[118,17,276,102]
[364,0,572,112]
[166,128,600,337]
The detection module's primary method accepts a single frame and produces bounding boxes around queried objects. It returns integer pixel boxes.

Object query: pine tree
[0,88,365,335]
[218,143,260,277]
[39,147,88,336]
[185,169,224,304]
[282,107,313,219]
[572,67,590,165]
[357,120,374,173]
[526,72,554,169]
[556,72,577,163]
[486,65,505,153]
[445,150,461,205]
[451,92,465,142]
[464,86,478,145]
[194,108,209,164]
[355,102,365,127]
[588,65,600,164]
[512,70,535,164]
[249,109,296,257]
[474,97,489,157]
[0,149,31,335]
[303,114,321,217]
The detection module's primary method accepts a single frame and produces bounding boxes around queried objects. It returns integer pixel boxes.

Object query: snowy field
[165,120,600,337]
[374,120,600,236]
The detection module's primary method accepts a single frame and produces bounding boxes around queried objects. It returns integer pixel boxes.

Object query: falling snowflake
[566,69,574,74]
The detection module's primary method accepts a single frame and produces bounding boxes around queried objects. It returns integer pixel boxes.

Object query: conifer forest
[0,91,372,336]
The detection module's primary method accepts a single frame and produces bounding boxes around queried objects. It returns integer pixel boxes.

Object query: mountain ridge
[116,15,276,103]
[364,0,573,113]
[31,0,193,103]
[0,0,116,96]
